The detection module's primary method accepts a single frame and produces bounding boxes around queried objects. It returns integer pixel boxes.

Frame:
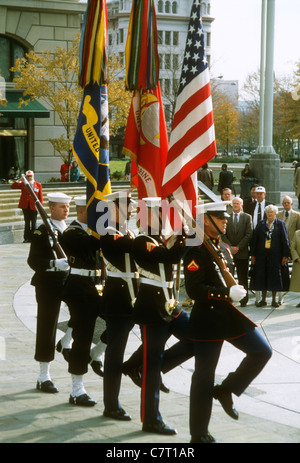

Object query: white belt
[140,277,174,289]
[46,268,66,272]
[70,268,100,277]
[107,270,138,279]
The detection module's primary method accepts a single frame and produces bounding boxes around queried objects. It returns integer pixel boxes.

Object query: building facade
[0,0,86,182]
[0,0,214,181]
[107,0,213,130]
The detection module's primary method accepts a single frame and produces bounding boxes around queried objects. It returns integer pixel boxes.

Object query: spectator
[241,164,254,179]
[221,188,233,214]
[250,204,290,308]
[243,184,259,215]
[124,160,131,181]
[217,164,233,194]
[249,186,272,229]
[70,161,80,182]
[277,196,300,244]
[294,164,300,209]
[290,230,300,308]
[222,197,253,307]
[197,163,214,190]
[11,170,43,243]
[60,160,69,182]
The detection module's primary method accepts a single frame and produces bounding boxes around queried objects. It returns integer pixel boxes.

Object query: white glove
[55,258,69,271]
[229,285,247,302]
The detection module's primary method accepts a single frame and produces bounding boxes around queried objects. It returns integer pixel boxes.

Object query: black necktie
[257,203,262,223]
[234,213,238,231]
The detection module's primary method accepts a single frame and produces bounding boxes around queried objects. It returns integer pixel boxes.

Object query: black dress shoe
[142,421,177,435]
[213,385,239,420]
[296,303,300,308]
[256,300,267,307]
[103,408,132,421]
[123,366,142,388]
[190,432,217,443]
[36,380,59,394]
[272,301,280,308]
[90,359,104,377]
[56,340,71,362]
[69,393,96,407]
[160,375,170,393]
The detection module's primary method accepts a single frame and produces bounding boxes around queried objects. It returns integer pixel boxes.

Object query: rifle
[169,196,237,288]
[22,174,67,259]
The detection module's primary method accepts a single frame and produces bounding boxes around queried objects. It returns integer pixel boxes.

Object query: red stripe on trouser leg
[141,325,147,423]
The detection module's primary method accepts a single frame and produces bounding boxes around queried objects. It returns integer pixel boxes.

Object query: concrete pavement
[1,242,300,444]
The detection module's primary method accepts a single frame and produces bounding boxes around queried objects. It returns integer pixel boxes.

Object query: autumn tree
[11,34,132,176]
[213,92,239,155]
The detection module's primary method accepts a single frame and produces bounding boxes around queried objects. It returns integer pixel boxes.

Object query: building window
[165,1,171,13]
[173,31,179,46]
[172,2,178,14]
[165,31,171,45]
[157,30,163,45]
[158,1,163,13]
[0,35,27,83]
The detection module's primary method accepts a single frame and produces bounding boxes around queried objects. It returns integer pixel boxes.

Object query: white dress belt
[140,277,174,289]
[106,269,138,279]
[70,268,100,277]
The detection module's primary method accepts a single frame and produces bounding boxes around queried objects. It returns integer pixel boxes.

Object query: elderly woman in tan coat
[290,229,300,307]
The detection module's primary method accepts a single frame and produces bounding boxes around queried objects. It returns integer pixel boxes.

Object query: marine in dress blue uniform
[132,197,191,436]
[99,190,138,421]
[27,192,71,393]
[184,201,272,443]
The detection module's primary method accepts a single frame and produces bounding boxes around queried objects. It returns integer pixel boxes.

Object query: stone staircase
[0,181,213,244]
[0,182,133,244]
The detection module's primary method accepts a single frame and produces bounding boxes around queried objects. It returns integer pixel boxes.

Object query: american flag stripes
[161,0,217,217]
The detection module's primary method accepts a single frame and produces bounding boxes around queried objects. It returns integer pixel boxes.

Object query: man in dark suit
[243,184,259,215]
[247,186,272,229]
[217,164,233,194]
[222,197,253,306]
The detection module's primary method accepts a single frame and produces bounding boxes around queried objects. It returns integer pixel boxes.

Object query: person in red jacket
[11,170,43,242]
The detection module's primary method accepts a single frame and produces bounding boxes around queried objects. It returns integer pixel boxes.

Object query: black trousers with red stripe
[140,310,192,425]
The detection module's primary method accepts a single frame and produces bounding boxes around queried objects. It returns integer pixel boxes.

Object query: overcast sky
[210,0,300,87]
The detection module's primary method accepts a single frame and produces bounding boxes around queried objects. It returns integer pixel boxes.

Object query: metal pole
[258,0,267,148]
[263,0,276,153]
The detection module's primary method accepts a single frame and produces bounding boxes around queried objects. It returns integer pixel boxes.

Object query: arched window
[165,1,171,14]
[158,1,163,13]
[172,2,178,14]
[0,35,27,83]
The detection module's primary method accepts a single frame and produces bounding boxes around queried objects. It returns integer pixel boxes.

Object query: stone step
[0,182,136,224]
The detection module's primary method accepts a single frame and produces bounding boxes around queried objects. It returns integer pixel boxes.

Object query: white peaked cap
[25,170,34,176]
[104,189,136,203]
[142,197,162,208]
[195,201,231,217]
[47,192,72,203]
[74,195,87,206]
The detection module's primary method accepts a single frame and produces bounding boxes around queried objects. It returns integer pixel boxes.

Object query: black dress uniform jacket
[132,234,185,325]
[28,224,69,287]
[61,220,102,303]
[184,240,256,342]
[100,228,138,317]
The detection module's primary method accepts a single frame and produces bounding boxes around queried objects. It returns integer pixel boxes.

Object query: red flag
[123,84,168,198]
[122,0,168,200]
[161,0,217,217]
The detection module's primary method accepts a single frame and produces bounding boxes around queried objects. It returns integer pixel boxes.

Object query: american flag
[161,0,217,217]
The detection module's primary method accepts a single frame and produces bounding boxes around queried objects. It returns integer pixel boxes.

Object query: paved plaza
[1,241,300,445]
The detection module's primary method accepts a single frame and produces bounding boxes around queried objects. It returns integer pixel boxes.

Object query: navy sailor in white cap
[28,192,71,394]
[60,195,106,406]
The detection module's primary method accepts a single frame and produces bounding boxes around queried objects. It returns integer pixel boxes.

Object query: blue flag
[72,82,111,236]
